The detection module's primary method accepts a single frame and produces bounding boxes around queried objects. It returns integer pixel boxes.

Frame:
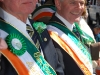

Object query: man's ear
[55,0,61,10]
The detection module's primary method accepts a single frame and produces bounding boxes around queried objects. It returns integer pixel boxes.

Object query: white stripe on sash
[18,51,45,75]
[33,8,55,18]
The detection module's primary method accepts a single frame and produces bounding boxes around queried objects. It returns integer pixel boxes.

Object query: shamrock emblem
[33,22,47,34]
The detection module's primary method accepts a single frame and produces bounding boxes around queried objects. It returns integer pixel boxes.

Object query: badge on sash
[6,33,27,56]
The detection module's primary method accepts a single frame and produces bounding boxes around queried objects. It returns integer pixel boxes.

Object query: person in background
[41,0,46,5]
[76,6,100,74]
[77,6,96,44]
[92,25,100,42]
[0,0,64,75]
[78,17,96,42]
[47,0,100,74]
[36,0,42,8]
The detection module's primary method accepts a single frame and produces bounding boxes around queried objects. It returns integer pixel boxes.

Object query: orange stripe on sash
[49,31,91,75]
[33,12,53,21]
[0,49,29,75]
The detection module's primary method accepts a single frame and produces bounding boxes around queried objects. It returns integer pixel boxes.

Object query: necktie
[26,24,41,52]
[26,24,34,38]
[72,26,82,41]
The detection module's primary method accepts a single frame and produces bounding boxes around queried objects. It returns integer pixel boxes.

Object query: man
[47,0,99,75]
[92,25,100,42]
[0,0,64,75]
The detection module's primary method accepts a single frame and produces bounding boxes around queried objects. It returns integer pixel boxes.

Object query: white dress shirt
[55,12,74,31]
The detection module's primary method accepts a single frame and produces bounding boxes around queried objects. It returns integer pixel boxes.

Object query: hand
[95,59,100,67]
[0,38,8,50]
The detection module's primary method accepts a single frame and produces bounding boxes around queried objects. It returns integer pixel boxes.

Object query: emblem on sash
[33,22,47,34]
[33,22,47,42]
[6,33,27,56]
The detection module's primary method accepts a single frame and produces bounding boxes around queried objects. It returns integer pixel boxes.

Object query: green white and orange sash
[32,5,56,21]
[0,20,56,75]
[47,21,93,75]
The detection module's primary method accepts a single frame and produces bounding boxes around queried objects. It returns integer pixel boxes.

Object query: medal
[6,34,27,56]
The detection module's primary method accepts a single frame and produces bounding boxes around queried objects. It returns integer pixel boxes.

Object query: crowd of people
[0,0,100,75]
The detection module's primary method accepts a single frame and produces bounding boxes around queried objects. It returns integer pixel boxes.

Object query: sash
[74,22,95,46]
[0,20,56,75]
[32,5,56,21]
[47,21,93,75]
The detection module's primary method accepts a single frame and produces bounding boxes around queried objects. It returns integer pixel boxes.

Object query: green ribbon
[33,22,47,42]
[33,22,47,34]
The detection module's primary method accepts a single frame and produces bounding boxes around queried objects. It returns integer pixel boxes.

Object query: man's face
[0,0,38,16]
[56,0,85,24]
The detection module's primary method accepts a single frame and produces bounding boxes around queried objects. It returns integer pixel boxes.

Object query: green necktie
[72,26,82,41]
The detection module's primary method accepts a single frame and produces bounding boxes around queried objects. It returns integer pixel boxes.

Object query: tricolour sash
[32,5,56,21]
[47,21,93,75]
[0,20,56,75]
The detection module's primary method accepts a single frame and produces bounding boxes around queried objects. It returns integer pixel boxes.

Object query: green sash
[0,20,56,75]
[74,22,95,46]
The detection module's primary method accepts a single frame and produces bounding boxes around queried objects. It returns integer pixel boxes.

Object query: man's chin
[74,17,81,22]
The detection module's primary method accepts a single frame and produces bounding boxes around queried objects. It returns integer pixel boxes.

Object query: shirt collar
[55,12,74,31]
[0,7,31,32]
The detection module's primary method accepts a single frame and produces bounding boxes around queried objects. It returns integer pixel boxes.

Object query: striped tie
[26,24,34,38]
[26,24,41,52]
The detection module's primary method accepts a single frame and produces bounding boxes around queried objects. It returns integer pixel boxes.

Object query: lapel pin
[44,38,47,41]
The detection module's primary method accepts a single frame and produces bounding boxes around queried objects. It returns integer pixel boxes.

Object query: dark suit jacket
[47,14,99,75]
[0,19,64,75]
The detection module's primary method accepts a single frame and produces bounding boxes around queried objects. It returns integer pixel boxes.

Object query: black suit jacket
[47,14,98,75]
[0,19,64,75]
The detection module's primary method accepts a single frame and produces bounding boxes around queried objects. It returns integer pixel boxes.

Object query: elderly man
[47,0,100,75]
[0,0,64,75]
